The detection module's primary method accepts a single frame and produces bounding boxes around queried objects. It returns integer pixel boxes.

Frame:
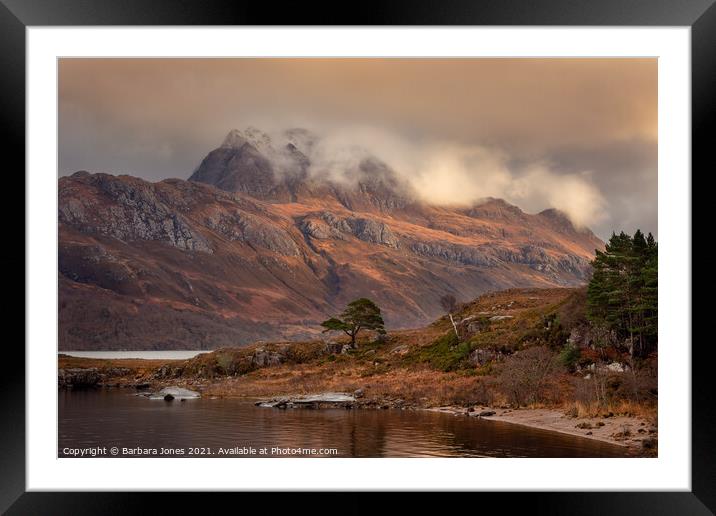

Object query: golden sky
[59,58,657,238]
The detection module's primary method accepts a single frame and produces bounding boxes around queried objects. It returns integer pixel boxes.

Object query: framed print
[3,0,712,513]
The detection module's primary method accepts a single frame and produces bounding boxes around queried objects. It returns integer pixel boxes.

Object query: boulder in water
[149,386,201,400]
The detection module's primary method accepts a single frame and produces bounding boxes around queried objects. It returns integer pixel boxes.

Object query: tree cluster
[587,230,657,358]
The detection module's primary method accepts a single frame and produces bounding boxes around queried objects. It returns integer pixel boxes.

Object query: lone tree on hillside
[440,294,460,340]
[321,298,386,348]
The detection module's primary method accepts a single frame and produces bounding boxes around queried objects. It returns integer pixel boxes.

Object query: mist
[262,125,606,228]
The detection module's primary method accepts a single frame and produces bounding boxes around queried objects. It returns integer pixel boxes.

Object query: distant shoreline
[59,350,208,360]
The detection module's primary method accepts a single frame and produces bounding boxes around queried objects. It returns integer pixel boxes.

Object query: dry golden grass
[563,399,657,422]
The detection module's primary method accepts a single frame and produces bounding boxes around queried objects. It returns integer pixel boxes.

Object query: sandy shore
[427,406,657,453]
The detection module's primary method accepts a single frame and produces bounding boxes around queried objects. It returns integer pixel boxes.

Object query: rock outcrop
[60,173,213,253]
[299,212,399,248]
[58,368,101,389]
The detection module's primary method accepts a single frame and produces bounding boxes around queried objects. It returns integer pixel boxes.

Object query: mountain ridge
[58,129,603,350]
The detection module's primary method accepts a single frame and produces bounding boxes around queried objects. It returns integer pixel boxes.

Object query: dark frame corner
[2,0,712,513]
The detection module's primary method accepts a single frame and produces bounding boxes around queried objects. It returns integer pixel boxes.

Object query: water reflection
[59,390,629,458]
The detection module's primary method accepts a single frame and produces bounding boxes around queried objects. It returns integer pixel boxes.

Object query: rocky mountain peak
[465,198,526,221]
[221,127,273,153]
[221,129,246,148]
[191,126,413,211]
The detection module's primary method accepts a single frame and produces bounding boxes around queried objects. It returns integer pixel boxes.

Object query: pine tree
[321,298,386,348]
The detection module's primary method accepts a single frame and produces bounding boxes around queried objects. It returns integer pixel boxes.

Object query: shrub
[497,346,562,407]
[215,352,234,375]
[284,341,325,363]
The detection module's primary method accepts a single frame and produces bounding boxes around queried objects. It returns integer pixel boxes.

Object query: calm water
[59,390,629,458]
[60,350,208,360]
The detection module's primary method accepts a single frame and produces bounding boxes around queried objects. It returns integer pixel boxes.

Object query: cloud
[507,166,607,228]
[282,125,607,227]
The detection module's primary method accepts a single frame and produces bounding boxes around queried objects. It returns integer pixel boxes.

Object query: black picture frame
[2,1,711,513]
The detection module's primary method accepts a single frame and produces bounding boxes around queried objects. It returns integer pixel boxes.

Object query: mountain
[58,128,603,350]
[189,127,413,211]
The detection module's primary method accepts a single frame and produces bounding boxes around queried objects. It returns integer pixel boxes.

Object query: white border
[27,27,690,491]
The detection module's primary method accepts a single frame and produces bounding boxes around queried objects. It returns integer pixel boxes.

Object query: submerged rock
[255,398,290,409]
[294,393,355,403]
[257,392,356,409]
